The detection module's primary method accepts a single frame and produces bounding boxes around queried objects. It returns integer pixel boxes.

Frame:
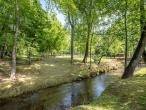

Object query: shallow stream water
[0,75,110,110]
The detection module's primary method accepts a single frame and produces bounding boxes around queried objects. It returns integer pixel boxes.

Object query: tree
[50,0,78,63]
[142,50,146,63]
[10,0,19,79]
[122,0,146,79]
[81,0,94,63]
[124,0,128,70]
[67,4,76,64]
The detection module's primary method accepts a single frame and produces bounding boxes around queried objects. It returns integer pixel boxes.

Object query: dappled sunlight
[18,75,35,82]
[5,84,12,89]
[20,67,32,70]
[135,67,146,76]
[1,57,145,110]
[0,57,121,100]
[72,105,116,110]
[0,82,13,90]
[42,63,49,66]
[1,78,11,82]
[46,64,55,67]
[56,55,70,58]
[0,0,145,109]
[32,63,41,69]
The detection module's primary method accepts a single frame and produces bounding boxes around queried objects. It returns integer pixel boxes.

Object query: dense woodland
[0,0,146,109]
[1,0,146,79]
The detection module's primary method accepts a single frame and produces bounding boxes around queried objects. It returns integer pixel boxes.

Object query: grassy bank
[72,67,146,110]
[0,57,120,99]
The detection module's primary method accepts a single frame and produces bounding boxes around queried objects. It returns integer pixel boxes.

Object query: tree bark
[27,47,32,65]
[82,24,91,63]
[10,0,19,79]
[142,50,146,63]
[89,34,93,69]
[0,45,5,59]
[70,24,74,64]
[122,26,146,78]
[68,12,74,64]
[82,0,93,64]
[0,47,2,59]
[122,0,145,79]
[124,0,128,69]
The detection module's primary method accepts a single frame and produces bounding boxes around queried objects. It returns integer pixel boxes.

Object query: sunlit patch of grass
[100,58,113,62]
[72,105,113,110]
[4,84,12,89]
[135,67,146,76]
[73,57,113,63]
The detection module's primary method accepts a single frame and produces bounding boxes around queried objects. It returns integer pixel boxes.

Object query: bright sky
[40,0,65,25]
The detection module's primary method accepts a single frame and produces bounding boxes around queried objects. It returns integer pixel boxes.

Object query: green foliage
[1,0,144,60]
[0,0,69,59]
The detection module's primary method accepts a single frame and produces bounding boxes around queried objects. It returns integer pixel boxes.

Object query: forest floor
[0,56,122,99]
[72,67,146,110]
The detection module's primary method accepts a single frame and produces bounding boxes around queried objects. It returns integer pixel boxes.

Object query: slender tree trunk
[27,46,31,65]
[82,25,91,63]
[29,48,31,65]
[68,12,74,64]
[0,33,7,59]
[71,24,74,64]
[0,45,5,59]
[89,33,93,69]
[27,39,35,65]
[124,0,128,70]
[122,0,145,79]
[0,47,2,59]
[142,50,146,63]
[82,0,93,64]
[10,0,19,79]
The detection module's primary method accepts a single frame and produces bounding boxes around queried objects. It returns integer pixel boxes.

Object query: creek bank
[0,74,120,110]
[76,61,123,81]
[72,67,146,110]
[0,58,122,99]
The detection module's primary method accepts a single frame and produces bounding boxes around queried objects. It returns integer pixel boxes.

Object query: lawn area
[0,56,120,99]
[72,67,146,110]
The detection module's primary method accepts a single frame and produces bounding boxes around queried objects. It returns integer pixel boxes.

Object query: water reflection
[0,75,108,110]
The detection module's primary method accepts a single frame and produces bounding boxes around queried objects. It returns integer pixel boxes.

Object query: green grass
[100,58,113,62]
[72,67,146,110]
[0,57,119,99]
[135,67,146,76]
[0,57,87,98]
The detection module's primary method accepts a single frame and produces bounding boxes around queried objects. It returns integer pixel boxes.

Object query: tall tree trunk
[122,0,145,79]
[124,0,128,70]
[82,25,90,63]
[82,0,93,64]
[27,46,32,65]
[122,26,146,78]
[68,12,74,64]
[71,24,74,64]
[0,45,5,59]
[89,33,93,69]
[142,50,146,63]
[0,47,2,59]
[10,0,19,79]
